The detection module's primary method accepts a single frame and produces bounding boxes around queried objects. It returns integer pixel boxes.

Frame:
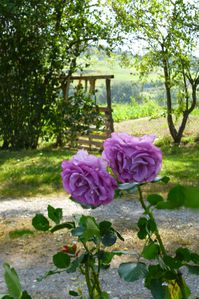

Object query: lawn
[0,142,198,199]
[0,148,75,198]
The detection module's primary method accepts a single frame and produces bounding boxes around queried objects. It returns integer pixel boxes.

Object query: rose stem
[137,185,188,299]
[137,185,166,255]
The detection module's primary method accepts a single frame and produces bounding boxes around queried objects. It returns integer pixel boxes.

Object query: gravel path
[0,196,199,298]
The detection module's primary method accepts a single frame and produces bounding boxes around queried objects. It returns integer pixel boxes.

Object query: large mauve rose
[61,150,117,207]
[102,133,162,183]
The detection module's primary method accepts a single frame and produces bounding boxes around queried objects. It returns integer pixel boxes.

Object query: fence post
[106,78,114,133]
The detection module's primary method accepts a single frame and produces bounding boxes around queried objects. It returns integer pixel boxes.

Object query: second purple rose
[102,133,162,183]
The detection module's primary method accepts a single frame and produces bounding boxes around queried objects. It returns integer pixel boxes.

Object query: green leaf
[101,231,117,247]
[3,263,22,299]
[47,205,62,225]
[137,217,148,239]
[69,290,79,296]
[146,219,157,234]
[100,251,114,266]
[32,214,50,231]
[150,279,170,299]
[50,221,75,233]
[162,255,182,269]
[157,185,199,210]
[167,185,186,208]
[175,247,191,262]
[66,258,80,273]
[142,242,160,260]
[0,295,13,299]
[118,262,147,282]
[72,216,100,242]
[186,265,199,275]
[147,264,163,279]
[21,291,32,299]
[99,221,112,235]
[183,186,199,209]
[147,194,164,206]
[157,185,186,209]
[190,252,199,264]
[175,247,199,264]
[53,252,70,269]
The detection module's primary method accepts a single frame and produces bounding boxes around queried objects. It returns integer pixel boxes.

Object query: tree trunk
[162,49,198,145]
[162,53,178,142]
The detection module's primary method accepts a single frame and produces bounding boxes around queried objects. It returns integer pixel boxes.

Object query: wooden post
[85,80,88,92]
[63,77,70,101]
[106,78,114,132]
[89,79,96,94]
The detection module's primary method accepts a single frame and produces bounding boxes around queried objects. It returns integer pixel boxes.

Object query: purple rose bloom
[102,133,162,183]
[61,150,117,207]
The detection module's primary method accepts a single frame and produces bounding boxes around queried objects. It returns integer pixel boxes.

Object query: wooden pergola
[60,74,114,150]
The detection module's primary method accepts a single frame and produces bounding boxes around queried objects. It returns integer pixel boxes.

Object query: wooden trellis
[60,75,114,150]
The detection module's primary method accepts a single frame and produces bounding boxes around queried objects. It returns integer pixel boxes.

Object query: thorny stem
[82,241,103,298]
[137,186,166,256]
[137,186,188,299]
[90,263,103,296]
[85,261,93,299]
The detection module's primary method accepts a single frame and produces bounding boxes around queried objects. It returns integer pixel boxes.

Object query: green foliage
[118,180,199,298]
[9,229,33,239]
[32,214,50,231]
[118,262,147,282]
[147,194,164,206]
[45,85,103,147]
[3,263,22,299]
[142,242,160,260]
[112,0,199,144]
[0,0,53,149]
[53,252,71,269]
[112,99,163,122]
[31,207,124,298]
[156,185,199,209]
[0,0,111,149]
[1,263,32,299]
[47,205,62,225]
[0,143,198,199]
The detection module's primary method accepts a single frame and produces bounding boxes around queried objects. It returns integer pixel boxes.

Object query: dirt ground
[0,195,199,299]
[114,116,199,139]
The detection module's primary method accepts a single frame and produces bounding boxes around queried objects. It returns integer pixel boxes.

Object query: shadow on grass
[0,147,76,199]
[0,143,198,199]
[161,143,199,187]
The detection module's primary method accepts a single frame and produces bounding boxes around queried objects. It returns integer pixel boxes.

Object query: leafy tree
[0,0,112,149]
[112,0,199,144]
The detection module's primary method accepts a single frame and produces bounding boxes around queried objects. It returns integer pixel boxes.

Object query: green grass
[160,144,199,187]
[192,108,199,116]
[112,101,163,122]
[9,229,34,239]
[112,103,199,123]
[0,147,75,198]
[0,143,198,199]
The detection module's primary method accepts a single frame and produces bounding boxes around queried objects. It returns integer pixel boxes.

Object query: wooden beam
[60,75,114,80]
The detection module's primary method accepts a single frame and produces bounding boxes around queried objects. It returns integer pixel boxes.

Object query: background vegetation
[1,135,198,199]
